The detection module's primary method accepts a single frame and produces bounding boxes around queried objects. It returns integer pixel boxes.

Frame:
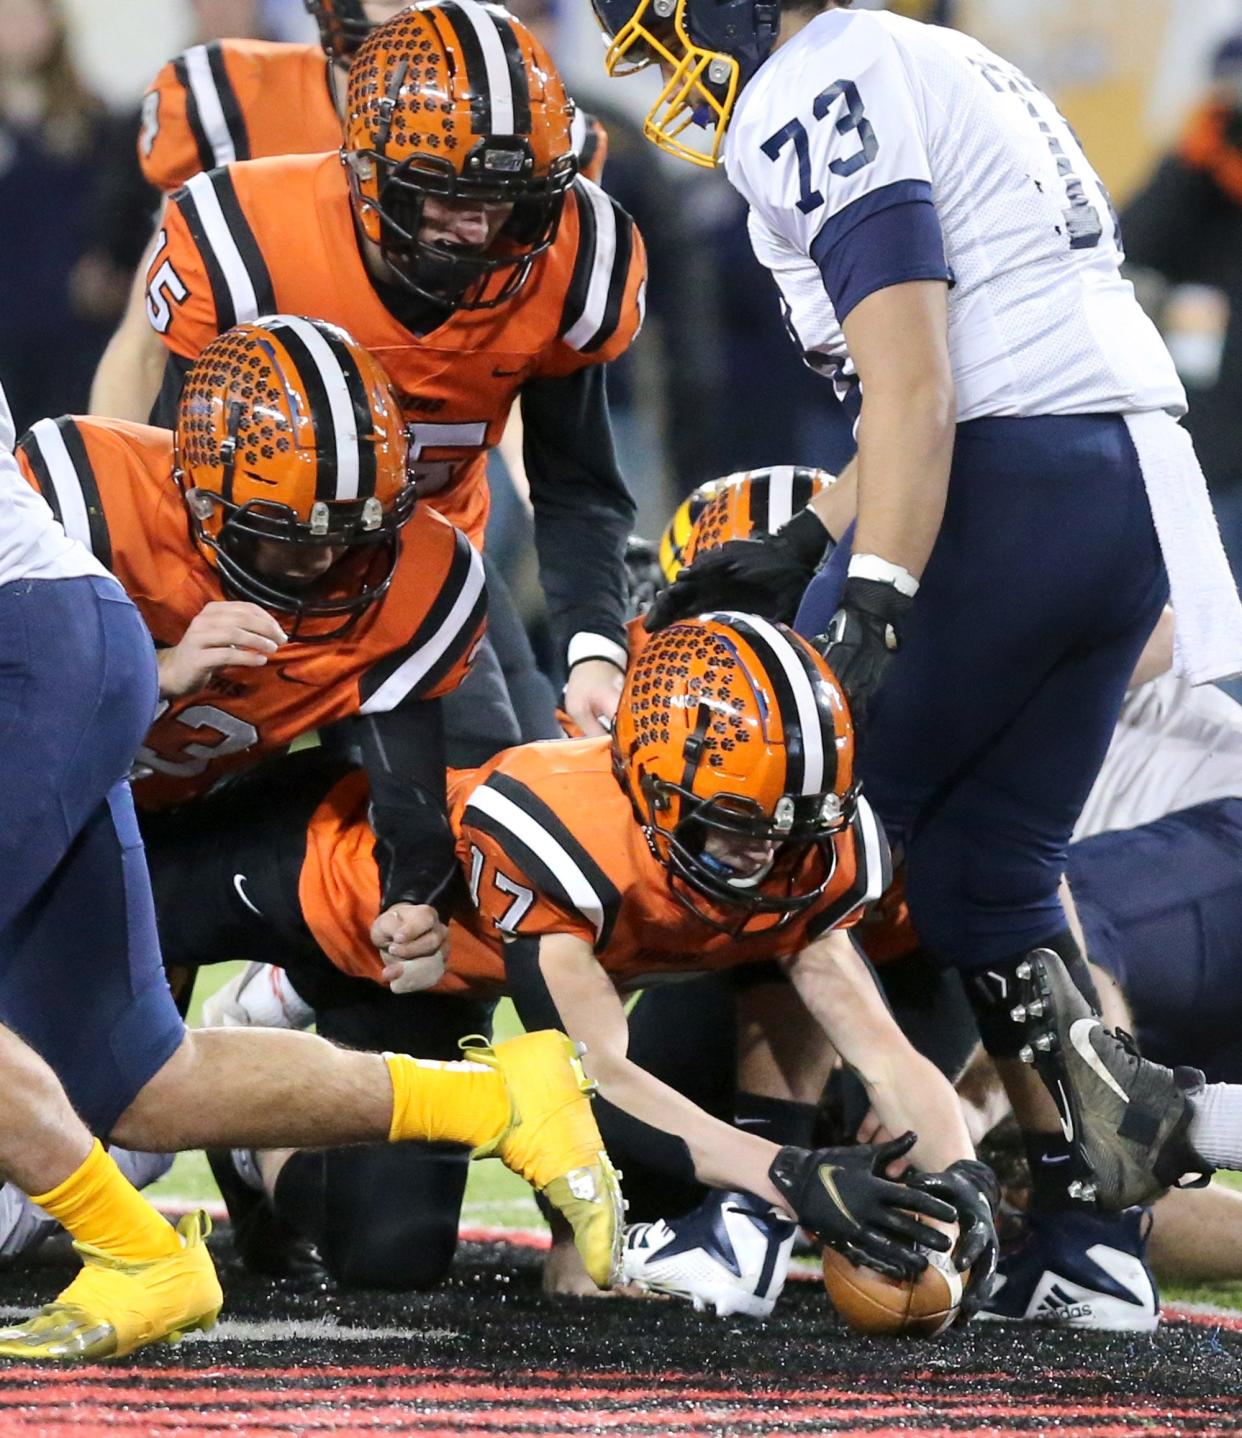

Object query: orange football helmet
[659,465,834,583]
[342,1,577,309]
[174,315,415,639]
[613,613,856,926]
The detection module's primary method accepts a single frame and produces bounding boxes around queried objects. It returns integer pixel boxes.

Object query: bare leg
[736,982,837,1103]
[0,1024,92,1194]
[111,1029,396,1151]
[1148,1182,1242,1286]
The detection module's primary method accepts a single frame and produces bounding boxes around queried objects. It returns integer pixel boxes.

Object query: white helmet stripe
[453,0,515,135]
[721,610,825,796]
[766,465,797,531]
[263,316,361,502]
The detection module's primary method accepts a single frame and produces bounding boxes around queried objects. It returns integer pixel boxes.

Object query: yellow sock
[384,1053,510,1150]
[32,1141,181,1263]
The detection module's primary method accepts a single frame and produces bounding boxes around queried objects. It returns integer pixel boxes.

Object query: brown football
[821,1220,966,1338]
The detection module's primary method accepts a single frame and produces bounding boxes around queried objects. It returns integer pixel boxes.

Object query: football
[821,1221,966,1338]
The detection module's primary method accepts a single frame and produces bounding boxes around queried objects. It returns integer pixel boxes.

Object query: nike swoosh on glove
[769,1132,956,1280]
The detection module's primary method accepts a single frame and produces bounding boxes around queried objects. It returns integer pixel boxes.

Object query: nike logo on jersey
[492,364,525,377]
[273,667,317,687]
[233,874,262,916]
[1039,1153,1071,1165]
[1069,1019,1130,1102]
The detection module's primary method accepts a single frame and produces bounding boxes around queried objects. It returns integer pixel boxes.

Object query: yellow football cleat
[0,1210,222,1362]
[463,1030,624,1290]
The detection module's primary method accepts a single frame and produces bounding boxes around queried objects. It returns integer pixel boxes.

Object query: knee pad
[963,931,1099,1059]
[276,1142,466,1291]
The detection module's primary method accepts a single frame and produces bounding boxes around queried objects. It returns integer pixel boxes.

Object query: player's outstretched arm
[533,932,954,1275]
[786,928,999,1303]
[785,928,974,1173]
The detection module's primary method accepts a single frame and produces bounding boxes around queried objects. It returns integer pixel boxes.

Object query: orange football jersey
[139,41,339,193]
[138,39,608,194]
[16,414,485,810]
[146,154,646,543]
[296,737,888,993]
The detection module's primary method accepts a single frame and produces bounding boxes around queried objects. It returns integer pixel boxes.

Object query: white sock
[1186,1082,1242,1171]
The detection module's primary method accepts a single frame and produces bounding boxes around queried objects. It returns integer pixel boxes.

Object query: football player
[19,316,486,949]
[117,615,999,1314]
[594,0,1239,1233]
[0,364,621,1360]
[133,3,643,747]
[92,0,608,427]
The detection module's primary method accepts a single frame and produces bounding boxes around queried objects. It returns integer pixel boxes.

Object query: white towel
[1124,410,1242,685]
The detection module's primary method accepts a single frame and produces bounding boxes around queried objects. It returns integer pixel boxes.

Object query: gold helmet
[659,465,834,582]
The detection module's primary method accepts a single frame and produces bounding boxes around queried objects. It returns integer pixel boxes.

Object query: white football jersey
[1073,672,1242,841]
[724,10,1185,420]
[0,380,109,588]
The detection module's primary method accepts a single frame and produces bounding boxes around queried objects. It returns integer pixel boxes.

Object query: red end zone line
[0,1415,1210,1438]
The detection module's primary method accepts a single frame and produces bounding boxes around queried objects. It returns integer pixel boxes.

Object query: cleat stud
[1016,962,1032,980]
[1019,1045,1035,1065]
[1010,1004,1027,1023]
[1027,998,1046,1018]
[1034,1033,1054,1052]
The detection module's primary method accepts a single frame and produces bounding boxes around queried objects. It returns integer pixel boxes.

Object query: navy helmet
[589,0,780,166]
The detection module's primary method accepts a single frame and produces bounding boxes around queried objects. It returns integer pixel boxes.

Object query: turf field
[4,964,1242,1433]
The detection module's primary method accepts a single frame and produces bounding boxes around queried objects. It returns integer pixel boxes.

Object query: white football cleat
[980,1207,1159,1332]
[200,961,314,1030]
[622,1189,795,1319]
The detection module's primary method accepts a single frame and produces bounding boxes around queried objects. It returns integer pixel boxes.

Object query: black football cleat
[1012,949,1213,1210]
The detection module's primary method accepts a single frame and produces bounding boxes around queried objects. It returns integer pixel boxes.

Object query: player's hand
[158,600,286,698]
[903,1159,1000,1320]
[372,903,449,994]
[645,509,832,633]
[815,576,913,736]
[563,657,624,737]
[768,1133,956,1280]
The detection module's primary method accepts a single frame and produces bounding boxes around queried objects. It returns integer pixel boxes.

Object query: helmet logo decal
[483,148,525,172]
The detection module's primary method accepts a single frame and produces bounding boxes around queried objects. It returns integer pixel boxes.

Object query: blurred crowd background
[7,0,1242,617]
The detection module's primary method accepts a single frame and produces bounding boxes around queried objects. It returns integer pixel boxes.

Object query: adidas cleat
[463,1031,624,1290]
[0,1211,222,1361]
[980,1207,1159,1332]
[1015,949,1212,1210]
[622,1189,795,1319]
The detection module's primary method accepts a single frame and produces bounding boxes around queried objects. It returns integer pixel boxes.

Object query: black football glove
[645,508,832,633]
[769,1132,956,1281]
[815,574,914,734]
[903,1159,1000,1321]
